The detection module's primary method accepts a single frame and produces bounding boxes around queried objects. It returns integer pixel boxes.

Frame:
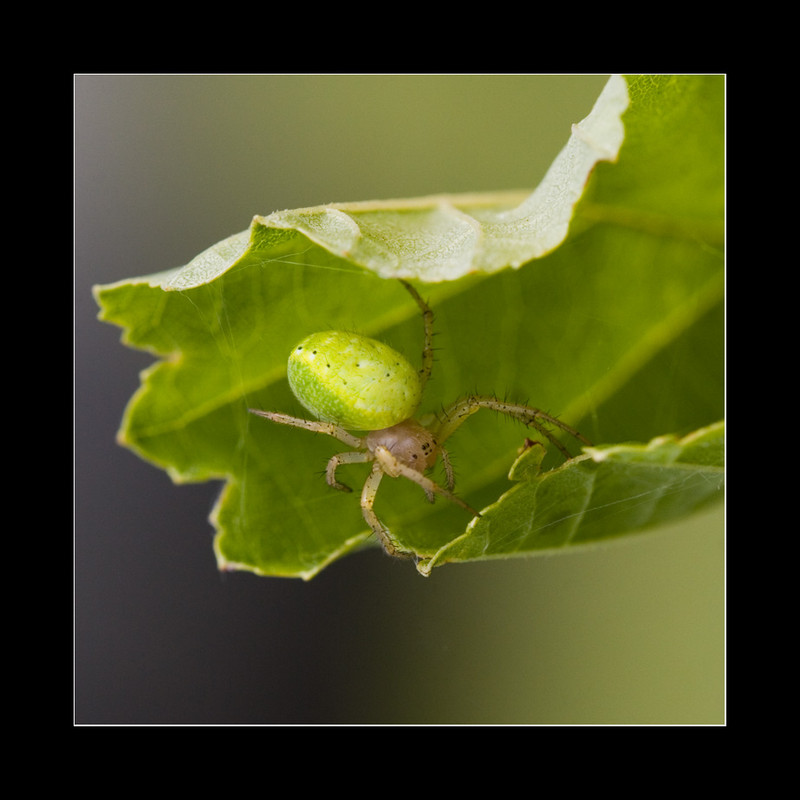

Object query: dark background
[75,75,723,724]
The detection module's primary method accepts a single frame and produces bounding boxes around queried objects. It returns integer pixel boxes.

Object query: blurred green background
[76,75,723,724]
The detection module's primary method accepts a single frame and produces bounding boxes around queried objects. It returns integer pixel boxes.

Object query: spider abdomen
[287,331,423,431]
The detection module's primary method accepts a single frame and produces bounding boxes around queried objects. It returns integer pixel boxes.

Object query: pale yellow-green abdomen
[287,331,423,430]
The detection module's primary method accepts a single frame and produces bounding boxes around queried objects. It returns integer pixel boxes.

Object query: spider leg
[440,445,455,491]
[372,445,480,517]
[418,444,456,501]
[399,280,434,393]
[432,395,591,460]
[360,462,411,558]
[326,450,373,493]
[249,409,364,449]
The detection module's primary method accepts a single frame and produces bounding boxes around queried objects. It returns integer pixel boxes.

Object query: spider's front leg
[250,408,374,494]
[360,463,412,559]
[433,395,591,460]
[248,409,364,449]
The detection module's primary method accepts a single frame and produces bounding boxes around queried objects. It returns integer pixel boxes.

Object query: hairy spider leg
[399,280,434,392]
[248,409,364,449]
[359,456,477,560]
[439,445,455,491]
[325,450,373,493]
[397,281,458,494]
[248,409,468,552]
[360,463,409,558]
[372,445,480,516]
[432,395,591,460]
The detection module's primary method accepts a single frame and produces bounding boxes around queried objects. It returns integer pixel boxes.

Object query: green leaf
[117,75,629,291]
[418,422,724,575]
[94,75,724,579]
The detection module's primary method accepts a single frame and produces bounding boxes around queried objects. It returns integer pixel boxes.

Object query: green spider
[250,280,590,559]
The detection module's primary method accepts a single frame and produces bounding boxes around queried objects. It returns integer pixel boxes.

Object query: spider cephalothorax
[250,281,590,559]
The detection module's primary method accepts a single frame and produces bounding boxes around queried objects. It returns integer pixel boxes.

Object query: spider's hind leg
[399,280,434,393]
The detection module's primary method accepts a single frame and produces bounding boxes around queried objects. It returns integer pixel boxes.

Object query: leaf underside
[94,75,724,578]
